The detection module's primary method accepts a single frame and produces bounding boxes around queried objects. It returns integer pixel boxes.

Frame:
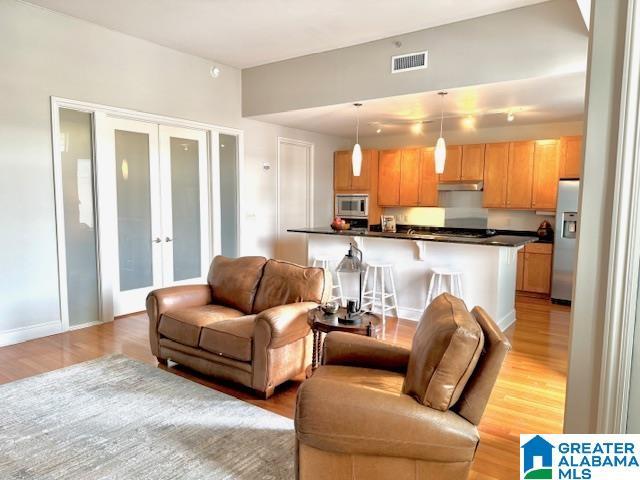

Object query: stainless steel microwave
[335,194,369,218]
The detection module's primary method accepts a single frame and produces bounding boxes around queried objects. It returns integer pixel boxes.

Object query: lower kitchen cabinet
[517,242,553,295]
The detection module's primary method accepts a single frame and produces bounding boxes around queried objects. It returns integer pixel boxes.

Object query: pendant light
[352,103,363,177]
[434,91,448,174]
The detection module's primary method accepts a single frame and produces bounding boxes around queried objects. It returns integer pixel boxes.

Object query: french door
[99,117,209,316]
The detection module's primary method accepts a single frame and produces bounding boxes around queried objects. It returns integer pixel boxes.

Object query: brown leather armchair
[147,255,331,398]
[295,293,510,480]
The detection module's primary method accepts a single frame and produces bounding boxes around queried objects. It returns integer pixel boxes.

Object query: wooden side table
[307,307,382,372]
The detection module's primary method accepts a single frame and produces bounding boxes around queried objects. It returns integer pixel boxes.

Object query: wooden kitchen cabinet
[438,145,463,182]
[334,151,352,191]
[507,141,535,209]
[461,144,485,180]
[517,242,553,295]
[482,143,509,208]
[516,250,525,291]
[560,135,583,179]
[418,147,438,206]
[399,148,421,206]
[378,149,402,206]
[334,149,374,192]
[532,140,560,210]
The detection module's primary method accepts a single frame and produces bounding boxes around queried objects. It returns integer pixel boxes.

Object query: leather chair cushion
[158,304,244,347]
[402,293,484,411]
[208,256,267,314]
[199,315,255,362]
[296,365,479,463]
[253,259,326,313]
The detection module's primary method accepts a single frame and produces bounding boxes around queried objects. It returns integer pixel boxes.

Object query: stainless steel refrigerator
[551,180,580,304]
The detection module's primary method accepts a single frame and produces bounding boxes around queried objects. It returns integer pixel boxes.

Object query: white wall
[0,0,347,340]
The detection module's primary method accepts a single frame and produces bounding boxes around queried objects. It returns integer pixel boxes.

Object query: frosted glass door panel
[159,125,209,287]
[220,134,238,257]
[170,137,201,281]
[59,108,100,327]
[115,130,153,291]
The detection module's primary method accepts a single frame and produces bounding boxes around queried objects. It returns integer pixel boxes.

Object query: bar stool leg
[380,267,386,331]
[426,274,436,307]
[371,266,378,312]
[387,266,399,318]
[361,265,371,310]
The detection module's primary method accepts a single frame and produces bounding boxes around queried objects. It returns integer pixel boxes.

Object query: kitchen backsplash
[383,191,555,231]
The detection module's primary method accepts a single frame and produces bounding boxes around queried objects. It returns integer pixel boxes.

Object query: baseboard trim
[0,321,62,347]
[496,310,516,332]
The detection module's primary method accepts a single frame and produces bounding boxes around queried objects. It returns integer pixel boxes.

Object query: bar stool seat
[426,267,463,307]
[361,262,399,332]
[312,256,344,305]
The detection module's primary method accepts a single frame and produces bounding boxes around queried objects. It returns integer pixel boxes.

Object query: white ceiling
[25,0,548,68]
[253,72,586,137]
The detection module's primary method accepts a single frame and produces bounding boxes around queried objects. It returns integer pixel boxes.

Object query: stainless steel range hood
[437,181,484,191]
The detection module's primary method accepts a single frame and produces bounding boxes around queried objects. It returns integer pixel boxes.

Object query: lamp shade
[352,143,362,176]
[434,137,446,174]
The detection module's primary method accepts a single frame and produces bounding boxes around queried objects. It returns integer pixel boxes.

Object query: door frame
[276,137,314,262]
[51,97,243,329]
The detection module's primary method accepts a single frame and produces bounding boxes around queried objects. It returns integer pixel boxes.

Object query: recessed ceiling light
[462,115,475,129]
[210,66,221,78]
[376,128,382,134]
[411,122,423,135]
[507,111,515,122]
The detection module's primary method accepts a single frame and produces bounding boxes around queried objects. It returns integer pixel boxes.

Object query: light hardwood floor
[0,295,570,479]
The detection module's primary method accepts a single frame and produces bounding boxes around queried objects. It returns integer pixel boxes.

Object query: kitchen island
[288,227,538,330]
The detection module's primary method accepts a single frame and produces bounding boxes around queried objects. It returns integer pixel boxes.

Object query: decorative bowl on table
[330,222,351,231]
[321,301,340,314]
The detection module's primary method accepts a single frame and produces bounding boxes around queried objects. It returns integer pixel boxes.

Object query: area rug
[0,355,294,479]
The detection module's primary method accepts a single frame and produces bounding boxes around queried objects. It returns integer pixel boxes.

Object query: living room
[1,0,639,479]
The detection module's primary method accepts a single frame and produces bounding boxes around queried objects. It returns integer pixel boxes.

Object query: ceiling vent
[391,51,428,73]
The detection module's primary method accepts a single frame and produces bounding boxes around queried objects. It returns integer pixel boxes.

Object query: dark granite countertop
[287,227,539,247]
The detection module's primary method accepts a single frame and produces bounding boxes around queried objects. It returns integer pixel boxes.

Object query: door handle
[153,237,161,243]
[165,237,173,242]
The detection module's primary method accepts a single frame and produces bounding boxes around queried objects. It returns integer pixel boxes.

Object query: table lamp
[336,242,364,322]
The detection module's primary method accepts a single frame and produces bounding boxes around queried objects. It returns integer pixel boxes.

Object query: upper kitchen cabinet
[532,140,560,210]
[334,149,376,192]
[506,141,535,209]
[399,148,421,206]
[438,145,463,182]
[418,147,438,206]
[482,143,509,208]
[378,149,402,206]
[560,135,583,179]
[461,144,486,181]
[378,148,436,206]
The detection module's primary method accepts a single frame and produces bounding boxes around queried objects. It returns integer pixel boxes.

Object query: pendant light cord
[356,107,360,144]
[439,93,444,137]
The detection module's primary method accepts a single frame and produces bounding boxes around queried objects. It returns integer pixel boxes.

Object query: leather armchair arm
[253,302,318,349]
[322,331,411,373]
[146,284,212,356]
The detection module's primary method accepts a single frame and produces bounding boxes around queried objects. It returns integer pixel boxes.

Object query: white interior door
[276,138,313,265]
[99,119,210,316]
[158,125,210,286]
[100,117,163,316]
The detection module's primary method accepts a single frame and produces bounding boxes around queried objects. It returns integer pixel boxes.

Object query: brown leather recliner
[295,293,511,480]
[147,255,331,398]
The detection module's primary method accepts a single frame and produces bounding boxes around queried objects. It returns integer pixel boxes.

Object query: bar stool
[426,267,464,307]
[361,262,399,330]
[312,257,344,305]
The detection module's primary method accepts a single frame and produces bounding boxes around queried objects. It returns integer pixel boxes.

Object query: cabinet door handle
[165,237,173,242]
[153,237,161,243]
